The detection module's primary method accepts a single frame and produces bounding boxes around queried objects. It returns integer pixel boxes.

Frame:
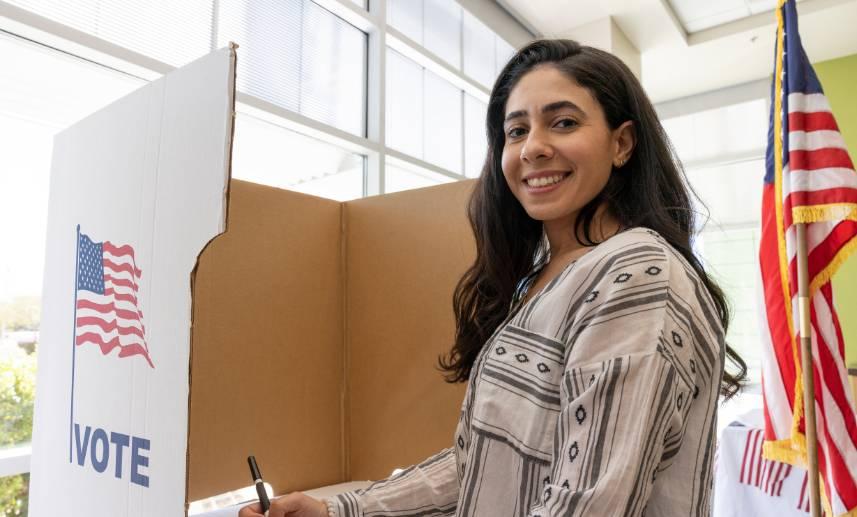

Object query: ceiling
[499,0,857,103]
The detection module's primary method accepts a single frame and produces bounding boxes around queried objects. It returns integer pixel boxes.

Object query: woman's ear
[613,121,636,167]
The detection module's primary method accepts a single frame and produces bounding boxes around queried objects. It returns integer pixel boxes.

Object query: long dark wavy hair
[438,39,747,399]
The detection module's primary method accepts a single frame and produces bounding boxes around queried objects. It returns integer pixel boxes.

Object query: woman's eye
[555,118,578,129]
[507,127,526,138]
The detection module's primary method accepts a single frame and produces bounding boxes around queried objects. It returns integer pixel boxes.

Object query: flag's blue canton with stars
[764,0,824,185]
[77,233,104,295]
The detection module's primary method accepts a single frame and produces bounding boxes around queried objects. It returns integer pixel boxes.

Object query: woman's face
[501,65,630,227]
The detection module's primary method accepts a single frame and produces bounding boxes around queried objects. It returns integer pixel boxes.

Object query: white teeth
[526,174,566,187]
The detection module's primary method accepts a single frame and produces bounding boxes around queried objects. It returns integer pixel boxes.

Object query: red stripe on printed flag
[104,275,137,290]
[75,316,144,338]
[75,333,154,368]
[788,111,840,133]
[103,241,137,260]
[104,287,139,307]
[778,465,793,497]
[799,473,809,511]
[76,299,142,324]
[103,259,142,278]
[741,428,755,483]
[753,434,765,487]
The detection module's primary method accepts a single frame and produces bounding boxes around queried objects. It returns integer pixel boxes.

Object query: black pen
[247,455,271,514]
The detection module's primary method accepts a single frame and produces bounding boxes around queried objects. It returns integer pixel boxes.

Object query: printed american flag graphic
[740,428,793,498]
[758,1,857,515]
[76,230,154,368]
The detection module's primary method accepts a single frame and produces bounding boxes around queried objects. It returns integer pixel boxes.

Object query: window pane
[386,48,424,158]
[464,94,488,178]
[1,36,141,458]
[692,99,767,160]
[232,113,365,201]
[423,70,462,173]
[7,0,213,67]
[462,11,495,87]
[0,473,30,516]
[495,37,515,78]
[300,1,367,136]
[385,162,455,194]
[686,159,764,228]
[423,0,462,68]
[387,0,423,43]
[218,0,302,113]
[697,227,762,384]
[219,0,367,136]
[661,114,695,162]
[663,99,767,165]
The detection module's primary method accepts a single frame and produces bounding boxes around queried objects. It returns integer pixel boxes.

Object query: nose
[520,128,554,163]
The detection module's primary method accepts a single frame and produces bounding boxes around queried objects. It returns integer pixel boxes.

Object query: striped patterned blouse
[327,228,725,517]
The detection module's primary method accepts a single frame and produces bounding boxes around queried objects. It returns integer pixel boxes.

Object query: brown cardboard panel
[188,179,345,500]
[345,181,476,480]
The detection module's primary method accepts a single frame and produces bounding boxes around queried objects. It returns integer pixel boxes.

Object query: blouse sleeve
[526,244,716,516]
[325,447,459,517]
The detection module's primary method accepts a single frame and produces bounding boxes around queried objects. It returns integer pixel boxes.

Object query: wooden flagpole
[796,222,822,516]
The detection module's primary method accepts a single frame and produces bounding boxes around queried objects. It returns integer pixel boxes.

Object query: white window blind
[7,0,214,67]
[464,93,488,178]
[218,0,367,136]
[386,48,464,174]
[10,0,367,136]
[388,0,513,88]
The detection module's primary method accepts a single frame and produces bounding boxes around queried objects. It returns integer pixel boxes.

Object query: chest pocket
[471,324,565,463]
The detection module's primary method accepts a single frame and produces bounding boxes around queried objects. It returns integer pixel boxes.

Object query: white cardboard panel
[29,47,235,517]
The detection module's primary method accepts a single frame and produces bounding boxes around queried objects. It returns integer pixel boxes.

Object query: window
[0,1,527,505]
[386,48,463,174]
[464,94,488,178]
[0,31,144,512]
[387,0,514,88]
[232,113,365,201]
[6,0,214,67]
[218,0,368,136]
[662,98,768,393]
[385,159,455,194]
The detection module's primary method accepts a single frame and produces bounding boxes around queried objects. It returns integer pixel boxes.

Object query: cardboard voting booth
[29,47,475,516]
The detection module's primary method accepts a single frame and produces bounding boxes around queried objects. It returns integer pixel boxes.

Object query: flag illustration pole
[796,222,821,517]
[69,224,80,463]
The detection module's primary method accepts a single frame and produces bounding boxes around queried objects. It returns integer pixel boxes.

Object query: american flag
[758,1,857,515]
[740,428,794,498]
[75,230,154,368]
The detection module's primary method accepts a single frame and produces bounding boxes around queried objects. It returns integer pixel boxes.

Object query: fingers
[267,492,327,517]
[268,493,301,516]
[238,502,264,517]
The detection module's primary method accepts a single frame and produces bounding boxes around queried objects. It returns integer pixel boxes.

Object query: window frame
[0,0,530,480]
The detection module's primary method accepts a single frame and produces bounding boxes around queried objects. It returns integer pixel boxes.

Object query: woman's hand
[238,492,329,517]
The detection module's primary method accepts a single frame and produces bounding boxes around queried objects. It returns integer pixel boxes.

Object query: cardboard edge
[184,45,238,517]
[334,198,351,484]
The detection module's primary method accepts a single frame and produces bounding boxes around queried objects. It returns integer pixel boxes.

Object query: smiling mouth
[524,172,571,188]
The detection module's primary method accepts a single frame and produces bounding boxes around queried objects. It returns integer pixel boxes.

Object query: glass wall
[0,6,523,509]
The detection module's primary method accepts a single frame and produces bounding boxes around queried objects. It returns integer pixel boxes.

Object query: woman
[241,38,746,517]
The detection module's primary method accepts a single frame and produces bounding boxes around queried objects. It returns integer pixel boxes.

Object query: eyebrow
[504,100,585,123]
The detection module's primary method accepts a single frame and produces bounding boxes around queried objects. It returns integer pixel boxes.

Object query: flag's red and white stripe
[740,428,795,497]
[760,87,857,515]
[75,241,154,367]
